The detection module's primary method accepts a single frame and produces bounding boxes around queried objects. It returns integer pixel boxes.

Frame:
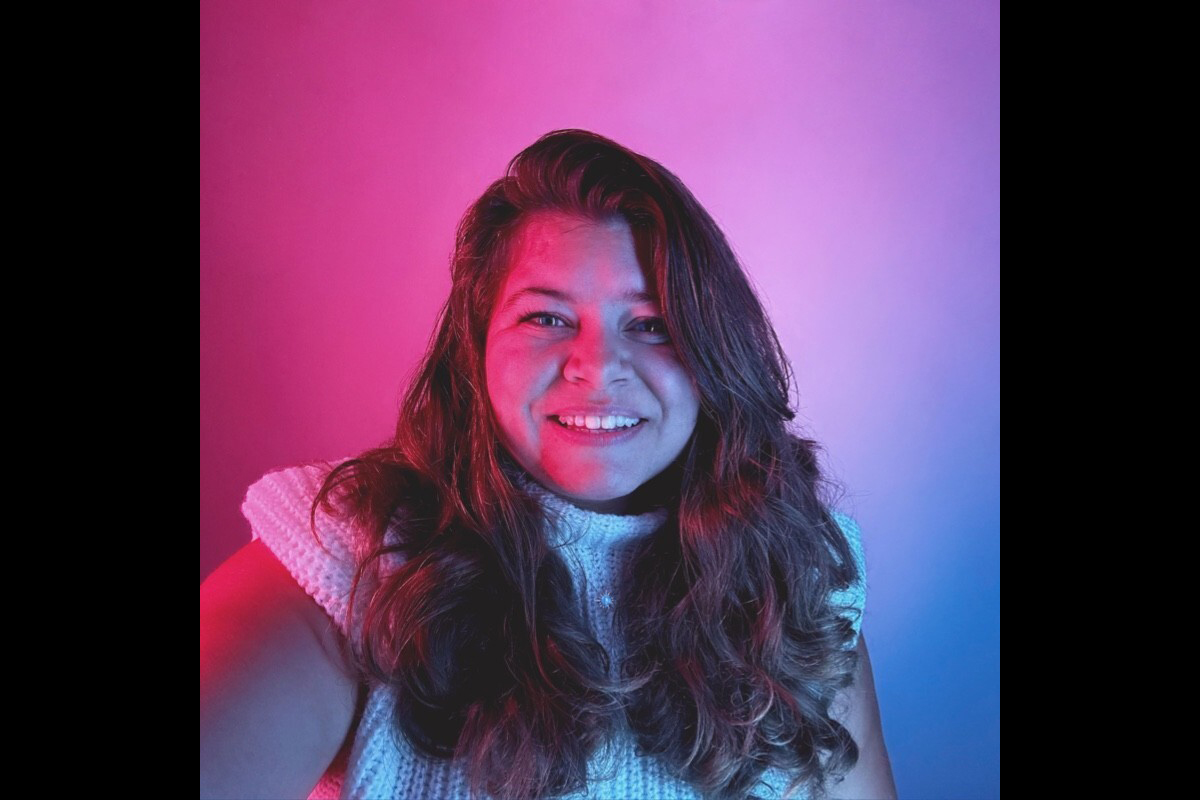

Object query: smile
[551,414,643,431]
[546,415,647,446]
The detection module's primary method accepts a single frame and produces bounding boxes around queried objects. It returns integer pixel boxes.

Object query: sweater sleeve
[241,462,361,640]
[828,511,868,649]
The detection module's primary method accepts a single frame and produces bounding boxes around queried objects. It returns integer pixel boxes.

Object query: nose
[563,325,632,387]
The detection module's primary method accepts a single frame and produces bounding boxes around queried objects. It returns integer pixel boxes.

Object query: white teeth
[555,414,641,431]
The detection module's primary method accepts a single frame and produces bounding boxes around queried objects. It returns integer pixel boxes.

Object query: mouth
[549,414,646,433]
[545,415,647,447]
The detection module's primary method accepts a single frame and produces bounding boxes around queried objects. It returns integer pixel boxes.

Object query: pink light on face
[484,212,699,513]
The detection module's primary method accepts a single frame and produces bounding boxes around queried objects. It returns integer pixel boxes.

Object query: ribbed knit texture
[242,464,867,800]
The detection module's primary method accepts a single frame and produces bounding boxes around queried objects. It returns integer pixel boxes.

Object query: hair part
[315,129,862,799]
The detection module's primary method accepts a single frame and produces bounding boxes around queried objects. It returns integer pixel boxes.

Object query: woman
[201,130,897,800]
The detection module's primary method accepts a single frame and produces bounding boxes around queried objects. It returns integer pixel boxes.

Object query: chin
[546,473,640,503]
[558,478,636,503]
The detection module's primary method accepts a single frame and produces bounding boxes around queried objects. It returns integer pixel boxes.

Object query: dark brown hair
[316,130,862,799]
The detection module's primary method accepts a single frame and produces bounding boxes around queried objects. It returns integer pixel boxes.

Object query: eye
[630,317,670,337]
[520,311,569,328]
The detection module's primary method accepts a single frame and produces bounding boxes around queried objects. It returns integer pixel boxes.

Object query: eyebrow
[499,286,659,314]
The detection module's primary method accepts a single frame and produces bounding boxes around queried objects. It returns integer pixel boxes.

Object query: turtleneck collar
[518,475,669,548]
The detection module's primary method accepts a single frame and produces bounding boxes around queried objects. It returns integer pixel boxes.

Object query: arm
[827,634,898,800]
[201,540,360,799]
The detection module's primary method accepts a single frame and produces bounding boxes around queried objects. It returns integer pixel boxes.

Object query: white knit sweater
[242,464,867,800]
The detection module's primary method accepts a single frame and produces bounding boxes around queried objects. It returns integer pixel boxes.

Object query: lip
[545,416,647,447]
[548,407,646,420]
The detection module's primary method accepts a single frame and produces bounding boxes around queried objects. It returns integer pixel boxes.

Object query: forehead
[501,211,654,295]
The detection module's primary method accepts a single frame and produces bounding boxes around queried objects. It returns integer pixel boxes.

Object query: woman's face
[485,211,700,514]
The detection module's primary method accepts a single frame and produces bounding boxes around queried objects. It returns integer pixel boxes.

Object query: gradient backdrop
[200,2,1000,798]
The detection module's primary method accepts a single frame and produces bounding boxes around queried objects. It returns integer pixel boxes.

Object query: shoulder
[240,460,362,639]
[827,510,868,648]
[201,538,344,646]
[242,461,339,530]
[828,511,866,575]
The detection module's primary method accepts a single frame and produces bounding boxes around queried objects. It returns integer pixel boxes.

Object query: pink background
[201,2,999,797]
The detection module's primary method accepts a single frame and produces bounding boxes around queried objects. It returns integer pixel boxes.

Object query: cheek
[486,339,553,420]
[485,355,527,458]
[484,338,515,423]
[644,353,700,412]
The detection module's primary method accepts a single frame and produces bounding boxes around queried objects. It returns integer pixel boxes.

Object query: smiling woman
[485,212,700,514]
[201,130,896,800]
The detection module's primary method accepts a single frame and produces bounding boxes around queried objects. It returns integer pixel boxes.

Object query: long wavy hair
[314,130,862,800]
